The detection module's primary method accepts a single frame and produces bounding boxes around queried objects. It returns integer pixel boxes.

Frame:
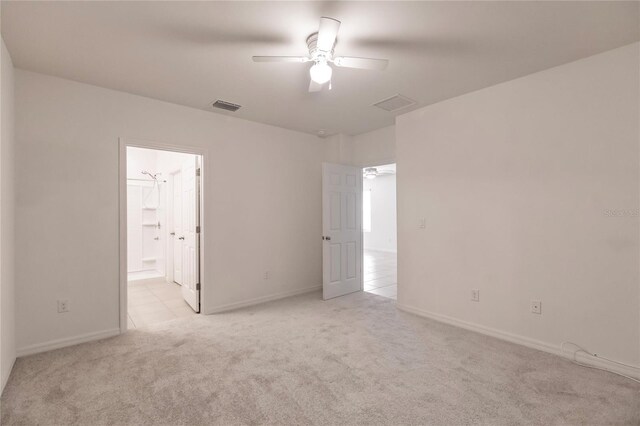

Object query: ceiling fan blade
[317,17,341,52]
[252,56,310,63]
[309,79,324,92]
[333,56,389,70]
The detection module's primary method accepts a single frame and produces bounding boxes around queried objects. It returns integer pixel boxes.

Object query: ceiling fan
[252,17,389,92]
[364,167,395,179]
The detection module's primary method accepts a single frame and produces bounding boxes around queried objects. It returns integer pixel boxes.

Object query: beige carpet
[1,291,639,425]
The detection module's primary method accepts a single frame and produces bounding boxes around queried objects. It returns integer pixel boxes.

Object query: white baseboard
[205,285,321,314]
[396,303,640,380]
[17,328,121,357]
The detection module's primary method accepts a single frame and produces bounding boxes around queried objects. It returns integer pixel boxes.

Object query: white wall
[352,125,395,167]
[324,125,395,167]
[324,133,354,165]
[14,70,324,353]
[364,173,397,253]
[396,43,640,370]
[1,37,16,392]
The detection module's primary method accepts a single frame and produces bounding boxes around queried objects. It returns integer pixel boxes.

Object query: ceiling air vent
[212,100,241,112]
[373,94,416,112]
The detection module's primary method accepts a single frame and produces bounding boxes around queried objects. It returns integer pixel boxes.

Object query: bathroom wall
[364,171,397,253]
[126,146,157,181]
[126,147,163,277]
[126,146,202,284]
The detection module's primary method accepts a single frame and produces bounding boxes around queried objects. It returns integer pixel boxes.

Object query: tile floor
[363,249,397,300]
[127,278,197,328]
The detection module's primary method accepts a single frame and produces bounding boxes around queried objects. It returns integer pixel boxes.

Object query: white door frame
[118,137,207,333]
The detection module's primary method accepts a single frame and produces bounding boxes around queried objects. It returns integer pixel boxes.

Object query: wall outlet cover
[471,289,480,302]
[58,300,69,313]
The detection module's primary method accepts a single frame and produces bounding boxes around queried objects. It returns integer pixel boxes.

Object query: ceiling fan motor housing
[306,33,335,62]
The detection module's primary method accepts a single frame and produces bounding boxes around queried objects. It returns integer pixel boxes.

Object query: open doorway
[362,164,397,300]
[125,146,202,328]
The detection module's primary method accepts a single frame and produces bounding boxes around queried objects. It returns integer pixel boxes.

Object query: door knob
[170,232,175,236]
[322,236,331,241]
[178,236,185,240]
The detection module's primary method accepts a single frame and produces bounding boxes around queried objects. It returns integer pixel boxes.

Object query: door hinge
[196,168,201,177]
[196,283,201,291]
[196,226,201,233]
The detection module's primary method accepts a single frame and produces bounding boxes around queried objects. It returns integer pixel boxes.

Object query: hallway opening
[362,163,397,300]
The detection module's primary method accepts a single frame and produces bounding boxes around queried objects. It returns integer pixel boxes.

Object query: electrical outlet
[419,218,426,229]
[531,300,542,314]
[58,300,69,313]
[471,289,480,302]
[264,271,270,280]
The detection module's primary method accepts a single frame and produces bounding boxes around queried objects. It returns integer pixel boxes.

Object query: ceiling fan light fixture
[253,16,388,93]
[310,60,332,84]
[364,167,378,179]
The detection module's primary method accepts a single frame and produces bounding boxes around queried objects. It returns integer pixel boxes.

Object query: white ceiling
[2,1,638,136]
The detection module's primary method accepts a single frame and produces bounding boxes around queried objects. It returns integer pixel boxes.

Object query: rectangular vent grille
[212,100,241,112]
[373,94,416,112]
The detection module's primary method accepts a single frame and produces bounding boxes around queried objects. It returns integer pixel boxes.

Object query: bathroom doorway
[123,145,203,329]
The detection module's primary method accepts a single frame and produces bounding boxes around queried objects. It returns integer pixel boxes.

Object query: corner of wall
[1,37,17,394]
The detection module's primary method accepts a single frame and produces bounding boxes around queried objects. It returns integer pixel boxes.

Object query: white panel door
[322,163,362,300]
[180,156,200,312]
[172,170,183,285]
